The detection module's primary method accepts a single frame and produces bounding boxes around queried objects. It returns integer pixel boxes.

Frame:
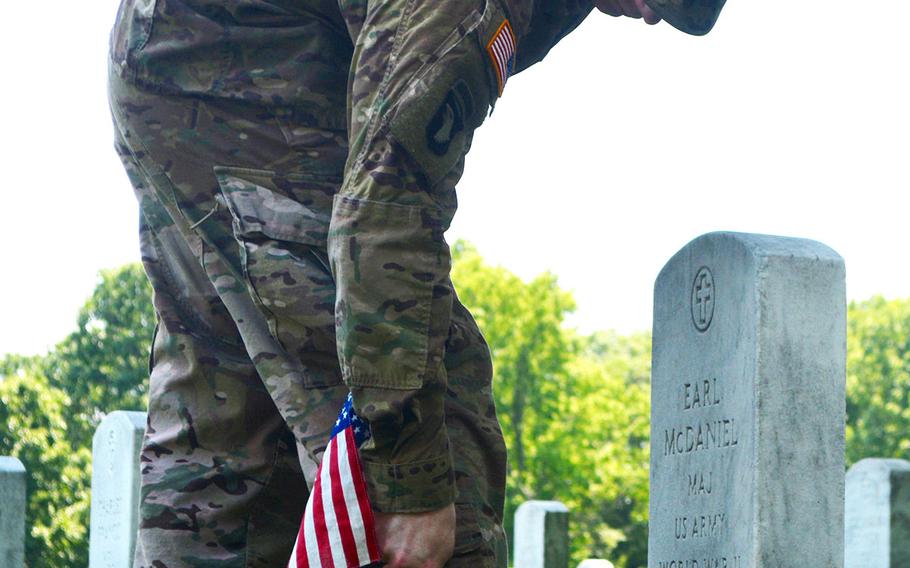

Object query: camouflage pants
[107,0,521,566]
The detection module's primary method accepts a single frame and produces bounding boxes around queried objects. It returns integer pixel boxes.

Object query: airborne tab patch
[487,19,516,97]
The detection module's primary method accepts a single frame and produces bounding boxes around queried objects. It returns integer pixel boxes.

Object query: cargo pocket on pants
[214,166,343,387]
[328,194,450,390]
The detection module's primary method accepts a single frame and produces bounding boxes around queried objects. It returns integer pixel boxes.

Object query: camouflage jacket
[110,0,592,112]
[110,0,593,513]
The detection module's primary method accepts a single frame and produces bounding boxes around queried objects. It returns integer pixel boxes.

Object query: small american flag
[487,19,516,97]
[288,393,382,568]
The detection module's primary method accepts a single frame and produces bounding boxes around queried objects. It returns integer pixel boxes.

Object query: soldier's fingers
[616,0,643,18]
[594,0,624,17]
[635,0,662,24]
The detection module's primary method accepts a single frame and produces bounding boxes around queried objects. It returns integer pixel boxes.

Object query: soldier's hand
[595,0,661,24]
[374,503,456,568]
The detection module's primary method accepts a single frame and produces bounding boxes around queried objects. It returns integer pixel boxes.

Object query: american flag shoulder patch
[288,394,382,568]
[486,19,516,97]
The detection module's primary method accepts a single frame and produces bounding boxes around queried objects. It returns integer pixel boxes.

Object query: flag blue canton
[331,393,371,447]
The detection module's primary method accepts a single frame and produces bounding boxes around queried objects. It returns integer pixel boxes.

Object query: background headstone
[578,560,614,568]
[845,458,910,568]
[0,456,26,568]
[649,232,846,568]
[514,500,569,568]
[89,411,147,568]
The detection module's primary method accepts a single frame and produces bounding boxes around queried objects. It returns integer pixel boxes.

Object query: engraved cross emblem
[691,267,715,332]
[695,274,712,322]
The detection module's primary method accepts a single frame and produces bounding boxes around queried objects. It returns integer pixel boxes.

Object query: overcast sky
[2,0,908,357]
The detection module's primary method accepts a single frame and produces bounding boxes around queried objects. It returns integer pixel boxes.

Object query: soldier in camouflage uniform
[107,0,656,565]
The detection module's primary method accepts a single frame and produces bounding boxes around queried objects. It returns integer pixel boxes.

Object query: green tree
[0,263,154,566]
[0,248,660,565]
[451,241,576,515]
[0,372,91,567]
[846,296,910,466]
[451,241,651,566]
[43,264,155,448]
[562,332,650,567]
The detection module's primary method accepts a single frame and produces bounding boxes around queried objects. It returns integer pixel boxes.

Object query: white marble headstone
[649,232,846,568]
[0,456,26,568]
[514,500,569,568]
[845,458,910,568]
[578,560,615,568]
[89,411,147,568]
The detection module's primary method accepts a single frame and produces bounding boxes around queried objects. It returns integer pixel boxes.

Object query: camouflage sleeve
[329,0,529,512]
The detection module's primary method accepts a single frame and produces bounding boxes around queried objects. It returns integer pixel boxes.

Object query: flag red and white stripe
[487,19,516,97]
[288,394,381,568]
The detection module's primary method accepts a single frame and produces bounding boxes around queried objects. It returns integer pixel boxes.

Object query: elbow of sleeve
[327,193,453,390]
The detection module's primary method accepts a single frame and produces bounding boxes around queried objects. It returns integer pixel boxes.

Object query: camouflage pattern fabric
[108,0,592,566]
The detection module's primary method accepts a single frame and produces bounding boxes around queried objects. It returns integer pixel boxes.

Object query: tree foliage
[451,241,576,493]
[11,248,910,567]
[2,246,654,566]
[0,372,91,566]
[451,241,651,566]
[563,332,650,566]
[44,264,155,448]
[0,264,153,567]
[846,296,910,466]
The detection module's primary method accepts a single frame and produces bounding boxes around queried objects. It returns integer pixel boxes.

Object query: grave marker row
[78,232,910,568]
[845,458,910,568]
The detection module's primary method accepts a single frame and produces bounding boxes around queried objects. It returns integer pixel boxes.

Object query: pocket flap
[214,166,336,247]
